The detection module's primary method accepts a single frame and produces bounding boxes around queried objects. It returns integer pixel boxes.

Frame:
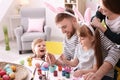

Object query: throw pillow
[27,18,44,32]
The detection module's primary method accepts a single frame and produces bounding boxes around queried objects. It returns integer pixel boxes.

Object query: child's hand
[45,54,56,66]
[73,70,84,77]
[35,63,40,68]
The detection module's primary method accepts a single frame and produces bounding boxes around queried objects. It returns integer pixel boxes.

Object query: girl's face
[99,0,113,17]
[79,36,94,48]
[34,41,46,57]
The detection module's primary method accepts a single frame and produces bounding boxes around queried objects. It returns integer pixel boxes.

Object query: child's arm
[73,64,98,77]
[45,53,56,66]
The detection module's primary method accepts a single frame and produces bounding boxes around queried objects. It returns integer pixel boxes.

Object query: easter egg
[4,64,10,70]
[0,70,6,76]
[0,77,3,80]
[0,68,2,71]
[19,60,24,65]
[2,74,10,80]
[43,62,49,68]
[10,65,16,72]
[9,72,15,79]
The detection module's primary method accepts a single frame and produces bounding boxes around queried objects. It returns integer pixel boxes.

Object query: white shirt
[74,44,96,70]
[105,16,120,34]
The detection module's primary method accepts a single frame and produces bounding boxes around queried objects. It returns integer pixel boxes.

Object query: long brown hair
[77,24,103,68]
[102,0,120,14]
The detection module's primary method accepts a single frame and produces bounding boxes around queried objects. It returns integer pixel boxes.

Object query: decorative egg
[2,74,10,80]
[0,70,6,77]
[9,72,15,79]
[43,62,49,68]
[10,65,16,72]
[4,64,10,70]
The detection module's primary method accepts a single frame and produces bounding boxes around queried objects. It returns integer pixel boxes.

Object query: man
[54,9,79,65]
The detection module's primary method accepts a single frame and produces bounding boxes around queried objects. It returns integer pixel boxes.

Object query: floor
[0,40,33,62]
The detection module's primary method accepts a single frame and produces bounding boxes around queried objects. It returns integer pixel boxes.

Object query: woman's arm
[104,27,120,44]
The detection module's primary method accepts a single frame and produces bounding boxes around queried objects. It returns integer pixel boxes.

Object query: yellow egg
[10,65,16,72]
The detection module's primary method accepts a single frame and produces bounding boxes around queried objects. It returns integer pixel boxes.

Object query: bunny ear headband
[44,2,76,18]
[44,2,95,36]
[74,7,95,36]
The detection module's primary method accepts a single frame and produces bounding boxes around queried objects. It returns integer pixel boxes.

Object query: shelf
[64,3,77,5]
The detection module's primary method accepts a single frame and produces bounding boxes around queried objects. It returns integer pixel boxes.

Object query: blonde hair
[31,38,45,54]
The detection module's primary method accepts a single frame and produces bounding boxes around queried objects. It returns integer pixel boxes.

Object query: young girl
[31,38,56,68]
[61,23,103,78]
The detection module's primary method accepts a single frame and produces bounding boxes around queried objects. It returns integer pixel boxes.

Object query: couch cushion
[27,18,44,32]
[21,32,46,42]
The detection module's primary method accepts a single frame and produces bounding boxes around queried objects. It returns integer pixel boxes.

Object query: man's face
[57,18,76,39]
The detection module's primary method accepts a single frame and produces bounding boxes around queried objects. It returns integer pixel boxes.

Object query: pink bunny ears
[44,2,95,35]
[74,7,95,36]
[44,2,76,18]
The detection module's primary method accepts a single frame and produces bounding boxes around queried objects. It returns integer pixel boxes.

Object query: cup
[49,65,56,73]
[58,65,62,71]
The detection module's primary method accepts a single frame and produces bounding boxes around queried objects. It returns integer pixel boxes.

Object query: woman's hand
[91,17,102,28]
[91,17,107,32]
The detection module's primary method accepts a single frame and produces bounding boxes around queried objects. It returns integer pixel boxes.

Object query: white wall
[0,0,15,42]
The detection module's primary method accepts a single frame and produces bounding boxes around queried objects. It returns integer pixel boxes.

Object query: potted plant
[3,25,10,50]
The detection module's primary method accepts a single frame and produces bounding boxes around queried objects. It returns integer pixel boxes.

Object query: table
[17,57,84,80]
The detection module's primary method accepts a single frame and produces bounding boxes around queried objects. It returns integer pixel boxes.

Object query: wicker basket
[0,62,28,80]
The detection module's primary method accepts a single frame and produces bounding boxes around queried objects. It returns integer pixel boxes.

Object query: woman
[85,0,120,80]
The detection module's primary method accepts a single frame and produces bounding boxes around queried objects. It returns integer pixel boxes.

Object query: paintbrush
[30,67,37,80]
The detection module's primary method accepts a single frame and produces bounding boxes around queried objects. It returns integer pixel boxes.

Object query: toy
[0,70,6,77]
[65,72,70,78]
[2,74,10,80]
[10,65,16,72]
[49,65,56,73]
[63,66,71,73]
[27,57,32,66]
[58,65,62,71]
[53,70,57,77]
[19,59,24,65]
[4,64,13,74]
[9,72,15,79]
